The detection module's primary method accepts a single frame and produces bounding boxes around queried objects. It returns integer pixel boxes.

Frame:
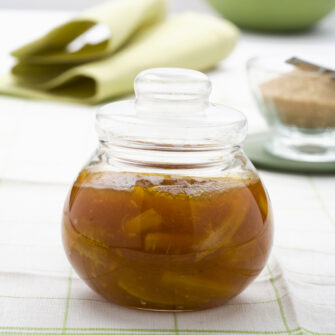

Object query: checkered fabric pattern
[0,98,335,335]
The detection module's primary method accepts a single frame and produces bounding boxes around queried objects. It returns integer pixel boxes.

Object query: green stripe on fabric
[62,268,73,335]
[303,328,335,335]
[267,266,292,335]
[227,294,289,306]
[308,176,335,229]
[276,246,335,256]
[173,313,179,335]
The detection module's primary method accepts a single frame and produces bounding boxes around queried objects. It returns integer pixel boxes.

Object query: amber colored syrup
[62,170,273,311]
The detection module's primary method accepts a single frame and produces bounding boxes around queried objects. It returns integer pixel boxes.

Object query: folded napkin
[11,0,167,63]
[0,0,239,104]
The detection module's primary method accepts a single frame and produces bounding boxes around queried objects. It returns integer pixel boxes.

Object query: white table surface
[0,7,335,335]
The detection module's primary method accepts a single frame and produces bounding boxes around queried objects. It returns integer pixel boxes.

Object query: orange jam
[62,170,273,311]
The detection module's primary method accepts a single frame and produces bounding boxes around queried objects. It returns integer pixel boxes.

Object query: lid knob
[134,68,212,103]
[96,67,247,150]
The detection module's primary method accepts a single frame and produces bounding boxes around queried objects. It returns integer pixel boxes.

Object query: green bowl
[206,0,335,32]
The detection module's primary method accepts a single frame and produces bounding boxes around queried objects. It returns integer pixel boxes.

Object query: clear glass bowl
[247,55,335,162]
[62,68,273,311]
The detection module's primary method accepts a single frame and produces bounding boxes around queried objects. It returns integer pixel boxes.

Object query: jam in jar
[62,68,273,311]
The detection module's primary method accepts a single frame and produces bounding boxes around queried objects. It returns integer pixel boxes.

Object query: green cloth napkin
[11,0,167,64]
[0,1,239,104]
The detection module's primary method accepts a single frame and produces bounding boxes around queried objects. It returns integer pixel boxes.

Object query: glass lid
[96,68,247,151]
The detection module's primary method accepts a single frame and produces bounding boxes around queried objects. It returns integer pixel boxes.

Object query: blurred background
[1,0,211,11]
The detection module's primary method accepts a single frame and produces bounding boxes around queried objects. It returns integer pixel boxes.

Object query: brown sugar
[260,70,335,129]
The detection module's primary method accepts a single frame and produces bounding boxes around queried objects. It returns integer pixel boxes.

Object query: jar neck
[99,140,242,174]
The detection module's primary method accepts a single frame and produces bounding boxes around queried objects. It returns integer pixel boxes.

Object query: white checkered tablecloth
[0,8,335,335]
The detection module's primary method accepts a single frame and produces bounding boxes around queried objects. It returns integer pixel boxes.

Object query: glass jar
[62,68,274,312]
[247,55,335,162]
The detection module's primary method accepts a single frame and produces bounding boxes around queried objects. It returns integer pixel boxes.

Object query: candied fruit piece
[145,233,195,253]
[194,195,249,260]
[124,209,162,236]
[161,272,233,298]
